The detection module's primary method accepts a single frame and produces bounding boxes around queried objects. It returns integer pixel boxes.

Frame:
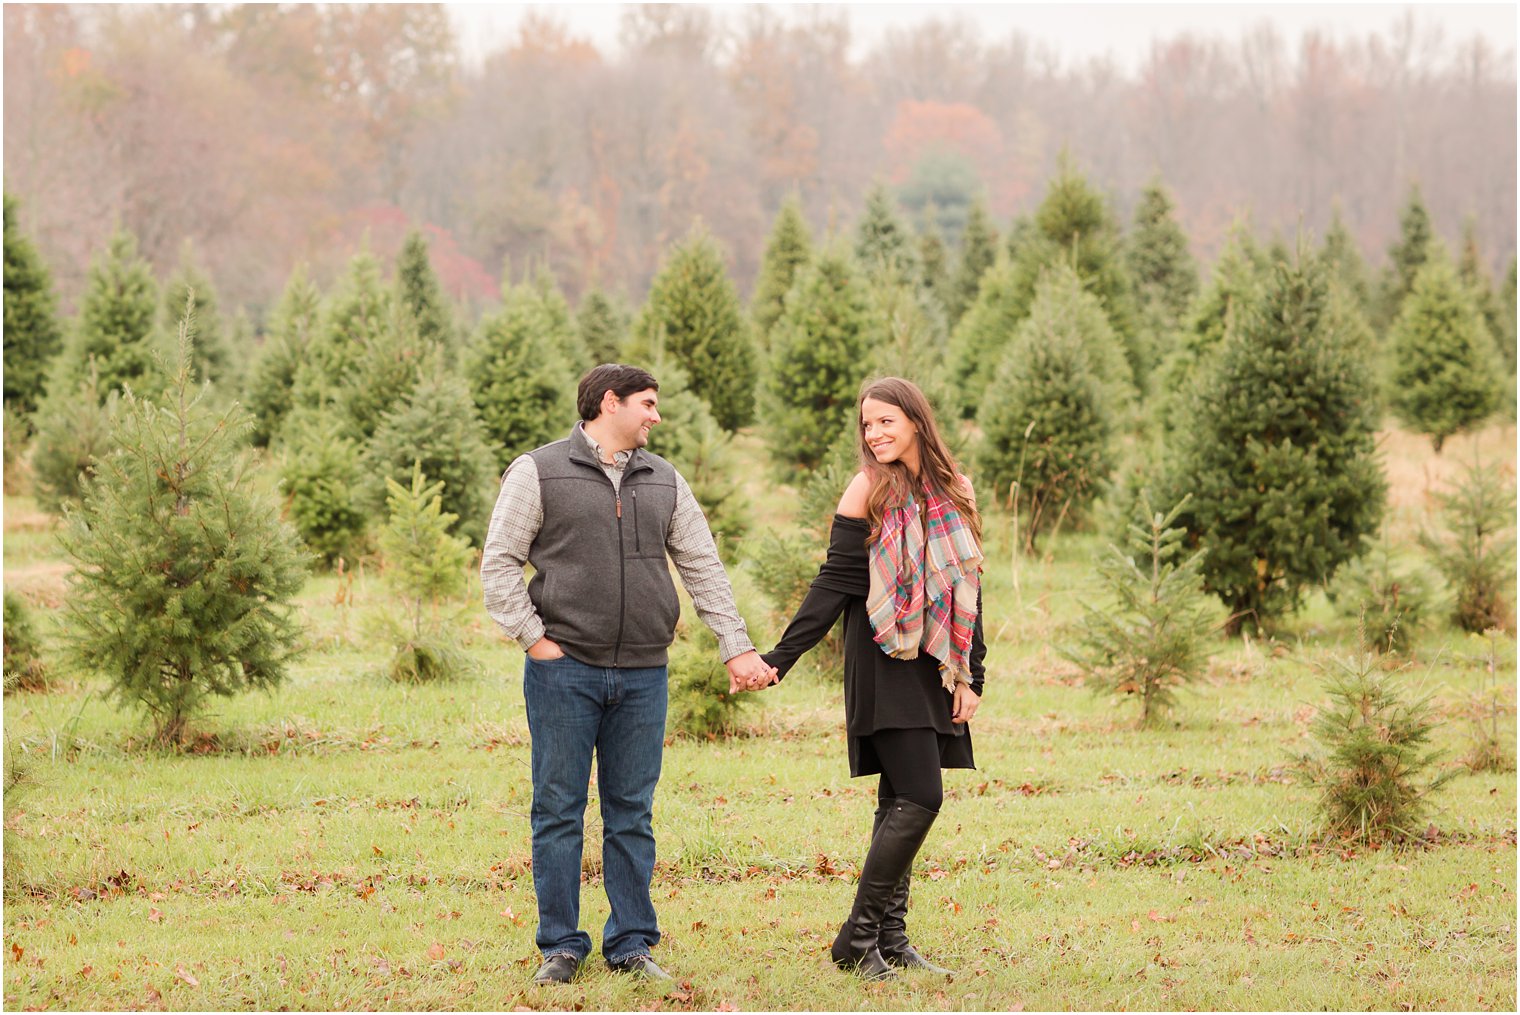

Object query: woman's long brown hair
[856,377,982,548]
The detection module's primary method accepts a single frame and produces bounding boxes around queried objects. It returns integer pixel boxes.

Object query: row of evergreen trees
[6,164,1516,632]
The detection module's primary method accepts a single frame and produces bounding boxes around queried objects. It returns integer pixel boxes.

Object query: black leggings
[869,728,944,813]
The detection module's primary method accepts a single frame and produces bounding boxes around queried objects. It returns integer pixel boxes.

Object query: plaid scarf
[866,484,984,691]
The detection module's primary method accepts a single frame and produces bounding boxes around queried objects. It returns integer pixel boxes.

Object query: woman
[758,377,985,982]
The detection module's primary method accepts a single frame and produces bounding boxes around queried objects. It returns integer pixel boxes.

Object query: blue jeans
[523,653,668,963]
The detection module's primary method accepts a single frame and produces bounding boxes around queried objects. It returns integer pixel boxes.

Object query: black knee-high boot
[871,800,956,976]
[830,799,936,980]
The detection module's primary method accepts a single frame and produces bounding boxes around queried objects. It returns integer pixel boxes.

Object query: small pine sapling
[666,616,757,739]
[1328,535,1432,655]
[372,464,476,683]
[1419,455,1516,634]
[745,434,856,678]
[279,408,369,568]
[1064,495,1215,726]
[1298,652,1452,843]
[58,299,308,746]
[3,591,48,693]
[1459,629,1516,773]
[31,363,119,514]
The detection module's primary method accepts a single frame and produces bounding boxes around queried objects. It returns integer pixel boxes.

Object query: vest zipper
[632,489,640,553]
[613,489,626,666]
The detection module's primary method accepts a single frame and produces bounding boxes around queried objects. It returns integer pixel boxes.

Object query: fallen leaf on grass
[174,965,199,987]
[148,908,163,924]
[11,943,21,961]
[1148,910,1176,923]
[427,942,446,961]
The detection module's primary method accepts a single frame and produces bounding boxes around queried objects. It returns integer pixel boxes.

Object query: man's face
[608,387,661,450]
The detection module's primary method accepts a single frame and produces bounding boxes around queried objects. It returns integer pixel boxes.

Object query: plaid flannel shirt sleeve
[666,472,754,662]
[480,454,547,651]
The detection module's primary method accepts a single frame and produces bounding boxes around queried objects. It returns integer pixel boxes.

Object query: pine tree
[372,465,476,683]
[627,222,757,432]
[160,243,231,386]
[468,281,577,471]
[246,264,322,447]
[751,194,813,345]
[644,363,749,564]
[31,364,120,514]
[1501,258,1517,371]
[527,264,591,370]
[1457,217,1509,370]
[945,194,998,328]
[364,373,499,547]
[854,182,920,284]
[1154,223,1266,433]
[667,612,758,738]
[395,229,455,358]
[1388,248,1503,452]
[294,248,390,409]
[1321,205,1374,321]
[976,265,1118,551]
[1065,495,1215,726]
[1377,183,1435,330]
[54,226,163,402]
[1128,177,1198,328]
[764,245,872,472]
[954,158,1142,402]
[576,285,628,364]
[948,253,1024,413]
[3,590,49,694]
[57,305,308,746]
[918,210,951,316]
[1026,154,1142,378]
[1419,454,1516,633]
[865,270,962,438]
[279,406,369,568]
[1301,653,1452,842]
[3,193,63,418]
[334,301,432,443]
[1330,533,1432,655]
[1163,251,1385,634]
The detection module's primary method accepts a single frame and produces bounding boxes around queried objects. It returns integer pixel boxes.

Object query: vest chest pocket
[627,483,675,559]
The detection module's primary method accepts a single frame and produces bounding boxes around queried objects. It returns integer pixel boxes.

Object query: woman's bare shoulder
[837,471,870,519]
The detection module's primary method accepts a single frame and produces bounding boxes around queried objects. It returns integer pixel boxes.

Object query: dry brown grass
[3,563,69,608]
[1378,418,1516,543]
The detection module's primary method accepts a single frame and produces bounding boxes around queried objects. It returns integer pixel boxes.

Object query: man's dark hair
[577,364,660,421]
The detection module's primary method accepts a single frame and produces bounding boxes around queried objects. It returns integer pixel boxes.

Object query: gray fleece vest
[526,431,681,668]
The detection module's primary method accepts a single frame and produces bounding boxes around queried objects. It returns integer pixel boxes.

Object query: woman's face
[861,397,921,471]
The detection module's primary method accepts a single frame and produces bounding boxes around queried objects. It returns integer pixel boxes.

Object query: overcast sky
[447,2,1518,69]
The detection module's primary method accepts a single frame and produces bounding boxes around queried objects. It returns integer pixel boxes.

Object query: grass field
[3,423,1516,1011]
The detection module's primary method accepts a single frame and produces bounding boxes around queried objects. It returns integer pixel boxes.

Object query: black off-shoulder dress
[760,514,986,777]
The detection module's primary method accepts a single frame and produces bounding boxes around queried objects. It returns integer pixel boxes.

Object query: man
[482,363,775,986]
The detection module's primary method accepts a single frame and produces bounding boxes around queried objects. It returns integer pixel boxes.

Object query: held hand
[527,637,565,661]
[726,650,779,693]
[951,683,981,724]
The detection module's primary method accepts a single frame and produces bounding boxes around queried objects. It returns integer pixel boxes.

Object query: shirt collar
[574,421,631,469]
